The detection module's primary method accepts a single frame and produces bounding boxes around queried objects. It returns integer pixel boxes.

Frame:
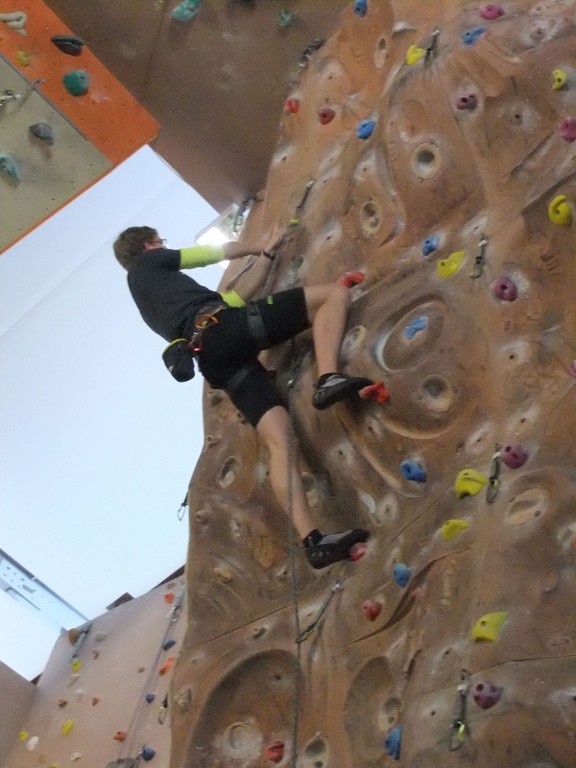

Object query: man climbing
[113,226,371,569]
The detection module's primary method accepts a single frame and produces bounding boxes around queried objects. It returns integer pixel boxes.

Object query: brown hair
[113,226,158,270]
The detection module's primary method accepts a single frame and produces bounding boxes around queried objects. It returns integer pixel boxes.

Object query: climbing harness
[486,444,501,504]
[470,232,488,279]
[448,669,471,751]
[246,301,271,347]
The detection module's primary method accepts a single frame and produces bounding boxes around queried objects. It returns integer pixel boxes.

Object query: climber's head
[113,226,161,270]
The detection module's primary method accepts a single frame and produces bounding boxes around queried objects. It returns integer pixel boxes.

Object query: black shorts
[197,288,310,426]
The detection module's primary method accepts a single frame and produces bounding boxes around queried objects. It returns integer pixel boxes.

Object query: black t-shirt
[127,248,223,341]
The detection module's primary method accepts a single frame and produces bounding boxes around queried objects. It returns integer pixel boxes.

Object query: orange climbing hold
[159,656,176,675]
[113,731,127,742]
[359,381,390,403]
[164,592,175,604]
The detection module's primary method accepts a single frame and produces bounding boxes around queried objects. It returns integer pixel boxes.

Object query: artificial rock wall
[172,2,576,768]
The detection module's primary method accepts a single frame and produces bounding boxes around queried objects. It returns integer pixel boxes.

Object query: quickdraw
[448,669,471,751]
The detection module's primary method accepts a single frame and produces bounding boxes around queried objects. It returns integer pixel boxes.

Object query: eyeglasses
[151,237,166,246]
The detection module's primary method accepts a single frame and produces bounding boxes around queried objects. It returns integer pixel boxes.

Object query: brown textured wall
[171,1,576,767]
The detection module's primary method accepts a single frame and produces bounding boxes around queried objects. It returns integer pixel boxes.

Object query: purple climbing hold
[479,4,505,20]
[501,443,528,469]
[492,276,518,302]
[142,746,156,761]
[472,680,502,709]
[145,693,156,703]
[456,94,478,111]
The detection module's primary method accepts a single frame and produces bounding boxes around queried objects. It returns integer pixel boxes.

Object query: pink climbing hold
[501,443,528,469]
[349,541,368,561]
[338,271,365,287]
[318,107,336,125]
[285,97,300,114]
[456,94,478,111]
[472,680,502,709]
[266,741,285,763]
[479,4,504,20]
[560,118,576,142]
[492,276,518,302]
[362,599,382,621]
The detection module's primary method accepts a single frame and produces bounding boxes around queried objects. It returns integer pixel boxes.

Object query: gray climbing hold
[0,153,22,181]
[29,122,55,145]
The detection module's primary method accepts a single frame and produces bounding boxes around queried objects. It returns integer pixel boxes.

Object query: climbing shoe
[312,373,374,410]
[303,528,369,569]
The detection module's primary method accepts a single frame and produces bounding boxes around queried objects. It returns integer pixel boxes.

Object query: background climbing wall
[0,0,158,252]
[171,2,576,768]
[1,579,186,768]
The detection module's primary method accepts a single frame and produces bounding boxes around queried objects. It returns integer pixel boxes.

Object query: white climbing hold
[94,631,108,641]
[26,735,39,751]
[0,11,27,35]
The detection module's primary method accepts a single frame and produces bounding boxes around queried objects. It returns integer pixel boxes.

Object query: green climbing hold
[63,70,90,96]
[172,0,201,21]
[0,152,22,181]
[278,9,294,27]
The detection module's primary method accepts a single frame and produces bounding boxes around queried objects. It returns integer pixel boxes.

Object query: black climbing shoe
[312,373,374,410]
[303,528,369,569]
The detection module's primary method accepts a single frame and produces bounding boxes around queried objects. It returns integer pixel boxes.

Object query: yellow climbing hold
[552,68,568,90]
[455,468,488,498]
[437,251,465,278]
[62,719,74,735]
[406,44,426,65]
[548,194,572,226]
[71,659,82,673]
[19,729,28,742]
[471,611,508,641]
[441,518,469,541]
[16,50,30,66]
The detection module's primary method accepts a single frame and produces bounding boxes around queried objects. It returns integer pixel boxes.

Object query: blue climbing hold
[461,26,486,45]
[172,0,201,22]
[353,0,368,17]
[384,725,402,759]
[63,70,90,96]
[145,693,156,703]
[142,746,156,761]
[422,235,439,256]
[404,317,426,340]
[163,639,177,651]
[400,459,427,482]
[393,564,412,588]
[356,119,376,139]
[0,153,21,181]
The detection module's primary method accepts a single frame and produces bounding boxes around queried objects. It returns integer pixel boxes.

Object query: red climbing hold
[359,381,390,403]
[113,731,127,742]
[318,107,336,125]
[266,741,285,763]
[285,98,300,114]
[164,592,175,604]
[159,656,175,675]
[349,541,368,561]
[338,271,365,287]
[362,599,382,621]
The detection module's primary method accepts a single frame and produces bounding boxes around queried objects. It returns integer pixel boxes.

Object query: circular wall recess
[411,142,442,180]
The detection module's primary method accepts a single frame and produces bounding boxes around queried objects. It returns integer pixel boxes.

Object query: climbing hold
[58,699,68,708]
[552,69,568,91]
[70,753,82,762]
[349,541,368,560]
[560,118,576,142]
[94,631,108,640]
[479,4,504,20]
[353,0,368,17]
[456,94,478,111]
[362,599,382,621]
[462,26,486,45]
[19,730,28,742]
[400,460,427,483]
[472,680,502,709]
[266,740,285,763]
[71,659,82,673]
[441,519,469,541]
[16,50,30,66]
[163,592,175,604]
[501,443,528,469]
[163,639,177,651]
[137,665,146,673]
[63,70,90,97]
[0,11,27,36]
[92,650,100,659]
[159,656,175,675]
[422,235,439,256]
[91,697,100,706]
[339,271,365,287]
[51,35,84,56]
[27,736,39,751]
[437,251,465,278]
[74,689,84,701]
[492,276,518,302]
[548,194,572,226]
[0,153,21,181]
[141,746,156,761]
[455,469,488,498]
[146,693,156,703]
[171,0,201,21]
[406,44,426,65]
[29,122,55,145]
[113,731,127,742]
[404,316,427,340]
[471,611,508,641]
[61,720,74,736]
[384,725,402,760]
[393,563,412,587]
[358,381,390,403]
[356,119,376,139]
[285,97,300,114]
[277,9,294,27]
[318,107,336,125]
